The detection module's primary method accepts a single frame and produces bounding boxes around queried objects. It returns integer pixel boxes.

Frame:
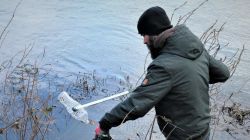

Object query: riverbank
[1,0,250,139]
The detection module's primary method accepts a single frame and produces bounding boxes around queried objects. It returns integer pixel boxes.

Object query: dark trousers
[157,117,210,140]
[164,130,209,140]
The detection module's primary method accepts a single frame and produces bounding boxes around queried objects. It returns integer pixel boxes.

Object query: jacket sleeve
[208,54,230,84]
[99,62,172,131]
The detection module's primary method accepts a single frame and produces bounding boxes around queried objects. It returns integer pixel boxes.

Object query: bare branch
[177,0,208,25]
[0,0,23,41]
[170,1,188,22]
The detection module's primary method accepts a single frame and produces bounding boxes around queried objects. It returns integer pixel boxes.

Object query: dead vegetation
[222,103,250,126]
[0,49,133,140]
[0,0,249,140]
[0,47,133,140]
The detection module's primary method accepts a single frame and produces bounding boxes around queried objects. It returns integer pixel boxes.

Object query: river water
[0,0,250,139]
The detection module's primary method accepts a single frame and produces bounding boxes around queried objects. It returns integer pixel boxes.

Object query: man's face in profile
[143,35,159,59]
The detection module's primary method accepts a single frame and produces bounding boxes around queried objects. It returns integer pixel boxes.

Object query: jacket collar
[152,24,204,60]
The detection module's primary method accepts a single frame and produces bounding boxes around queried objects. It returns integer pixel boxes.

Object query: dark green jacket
[99,25,230,139]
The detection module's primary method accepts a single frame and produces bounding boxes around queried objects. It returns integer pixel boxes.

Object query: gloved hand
[93,126,112,140]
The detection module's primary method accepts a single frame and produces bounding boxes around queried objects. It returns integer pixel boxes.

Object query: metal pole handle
[72,91,129,111]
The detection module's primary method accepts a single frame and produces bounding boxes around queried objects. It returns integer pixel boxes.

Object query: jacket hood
[154,24,204,60]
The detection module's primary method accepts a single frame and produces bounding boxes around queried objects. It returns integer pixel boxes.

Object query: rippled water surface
[1,0,250,139]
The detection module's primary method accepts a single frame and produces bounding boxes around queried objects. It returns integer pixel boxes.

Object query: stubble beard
[146,37,160,59]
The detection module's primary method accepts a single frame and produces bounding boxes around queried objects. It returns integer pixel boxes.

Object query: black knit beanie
[137,6,172,36]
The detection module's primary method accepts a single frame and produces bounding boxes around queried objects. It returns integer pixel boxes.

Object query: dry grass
[0,47,55,140]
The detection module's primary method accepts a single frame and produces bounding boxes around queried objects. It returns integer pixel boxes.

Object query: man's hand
[93,126,112,140]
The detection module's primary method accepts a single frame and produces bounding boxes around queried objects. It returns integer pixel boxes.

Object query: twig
[0,0,23,41]
[120,107,135,125]
[177,0,209,25]
[200,20,218,41]
[135,52,150,87]
[148,115,156,140]
[144,115,156,140]
[0,30,9,49]
[170,1,187,22]
[0,118,21,134]
[230,45,245,77]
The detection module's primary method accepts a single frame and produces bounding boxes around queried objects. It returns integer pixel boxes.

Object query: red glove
[95,127,102,136]
[93,126,112,140]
